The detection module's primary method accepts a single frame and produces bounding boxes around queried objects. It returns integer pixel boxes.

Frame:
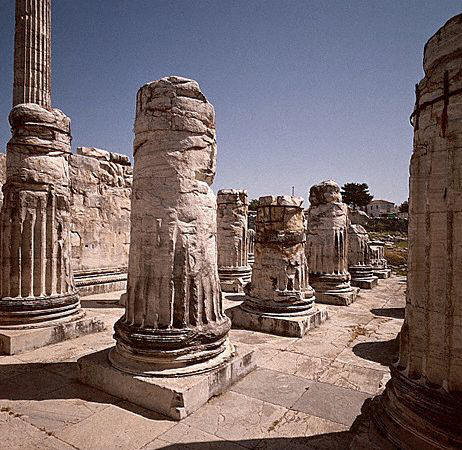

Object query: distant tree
[249,199,259,211]
[340,183,373,209]
[399,201,409,213]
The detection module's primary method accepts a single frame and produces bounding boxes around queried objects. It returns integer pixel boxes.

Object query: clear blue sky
[1,1,460,204]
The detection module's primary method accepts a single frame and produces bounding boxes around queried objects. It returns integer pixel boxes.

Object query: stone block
[373,269,391,279]
[315,287,359,306]
[78,344,256,421]
[0,312,106,355]
[226,305,328,338]
[351,277,378,289]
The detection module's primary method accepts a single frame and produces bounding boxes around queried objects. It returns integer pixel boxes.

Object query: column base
[78,343,256,420]
[351,277,378,289]
[226,304,328,337]
[75,269,128,297]
[218,266,252,293]
[315,287,360,306]
[0,311,106,355]
[373,269,391,279]
[352,367,462,449]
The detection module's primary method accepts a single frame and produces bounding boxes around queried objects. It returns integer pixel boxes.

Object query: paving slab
[291,380,371,426]
[182,391,288,449]
[231,368,313,409]
[53,401,175,450]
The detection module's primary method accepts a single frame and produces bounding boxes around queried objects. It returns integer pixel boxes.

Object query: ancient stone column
[13,0,51,108]
[0,0,104,355]
[368,240,391,279]
[348,223,378,289]
[305,180,358,305]
[0,104,80,328]
[228,195,327,337]
[247,228,255,266]
[367,14,462,449]
[216,190,252,293]
[109,77,234,376]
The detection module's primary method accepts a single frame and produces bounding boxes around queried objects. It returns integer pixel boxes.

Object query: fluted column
[368,240,391,279]
[306,180,358,305]
[110,76,232,377]
[244,196,315,315]
[348,223,378,289]
[0,104,80,327]
[13,0,51,108]
[369,14,462,449]
[217,190,252,293]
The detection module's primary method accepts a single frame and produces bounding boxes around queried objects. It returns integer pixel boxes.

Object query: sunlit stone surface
[228,195,327,337]
[217,189,252,293]
[368,241,391,279]
[306,180,358,305]
[364,13,462,450]
[348,223,378,289]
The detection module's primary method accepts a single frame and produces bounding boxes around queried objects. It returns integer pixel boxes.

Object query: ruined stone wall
[0,154,6,207]
[69,147,132,292]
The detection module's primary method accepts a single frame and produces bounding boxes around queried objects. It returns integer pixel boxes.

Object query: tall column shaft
[13,0,51,108]
[370,14,462,449]
[110,76,232,377]
[217,189,252,293]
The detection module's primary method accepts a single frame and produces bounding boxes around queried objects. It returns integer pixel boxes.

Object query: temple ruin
[228,195,327,337]
[79,76,256,419]
[305,180,358,305]
[216,189,252,293]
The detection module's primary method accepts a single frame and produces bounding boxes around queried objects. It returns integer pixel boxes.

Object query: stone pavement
[0,276,405,449]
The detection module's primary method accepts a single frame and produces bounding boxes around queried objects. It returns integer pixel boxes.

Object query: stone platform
[226,304,328,337]
[79,344,256,420]
[0,312,106,355]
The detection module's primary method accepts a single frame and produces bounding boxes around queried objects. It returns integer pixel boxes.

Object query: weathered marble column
[0,0,104,355]
[306,180,358,305]
[80,77,256,420]
[110,77,233,376]
[13,0,51,108]
[247,228,255,266]
[348,223,378,289]
[0,105,80,328]
[217,189,252,293]
[368,241,391,279]
[366,14,462,449]
[228,195,327,337]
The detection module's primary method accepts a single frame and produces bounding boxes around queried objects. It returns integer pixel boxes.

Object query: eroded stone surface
[306,180,358,305]
[228,195,325,336]
[348,224,378,289]
[217,189,252,293]
[69,149,132,295]
[364,14,462,450]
